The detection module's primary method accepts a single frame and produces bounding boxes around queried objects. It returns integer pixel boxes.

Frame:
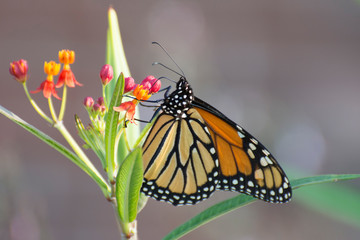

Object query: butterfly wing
[193,97,292,203]
[142,108,219,206]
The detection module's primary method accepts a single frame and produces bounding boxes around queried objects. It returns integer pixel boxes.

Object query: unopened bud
[124,77,135,93]
[97,97,105,106]
[9,59,28,83]
[100,64,113,86]
[83,97,94,109]
[149,79,161,93]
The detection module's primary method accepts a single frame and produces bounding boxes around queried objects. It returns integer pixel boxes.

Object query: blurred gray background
[1,0,360,239]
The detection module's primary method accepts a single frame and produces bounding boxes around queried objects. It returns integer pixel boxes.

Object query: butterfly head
[161,77,194,119]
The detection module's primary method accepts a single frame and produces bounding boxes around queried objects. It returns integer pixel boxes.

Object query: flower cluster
[83,96,107,132]
[80,64,161,131]
[9,54,161,127]
[9,50,79,101]
[9,50,82,124]
[84,96,106,116]
[113,75,161,124]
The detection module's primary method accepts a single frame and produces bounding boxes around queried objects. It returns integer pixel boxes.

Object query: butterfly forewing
[142,109,219,206]
[193,99,292,203]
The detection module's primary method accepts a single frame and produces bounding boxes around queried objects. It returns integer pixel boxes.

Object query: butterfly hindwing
[193,97,292,203]
[142,108,219,206]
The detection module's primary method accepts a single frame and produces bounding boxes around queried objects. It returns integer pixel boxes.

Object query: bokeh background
[1,0,360,239]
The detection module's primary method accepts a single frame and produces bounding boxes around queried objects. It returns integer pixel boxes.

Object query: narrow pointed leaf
[0,105,110,196]
[163,174,360,240]
[116,147,143,223]
[106,7,130,101]
[106,7,140,165]
[105,72,125,182]
[296,180,360,228]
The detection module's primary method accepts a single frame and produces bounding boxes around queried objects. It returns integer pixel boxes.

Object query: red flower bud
[141,75,156,85]
[140,75,161,94]
[97,97,105,106]
[99,105,106,114]
[141,81,152,91]
[84,97,94,108]
[100,64,113,86]
[124,77,135,93]
[92,103,101,113]
[9,59,28,83]
[149,79,161,94]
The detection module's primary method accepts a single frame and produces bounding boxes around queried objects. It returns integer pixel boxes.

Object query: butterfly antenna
[152,41,186,78]
[158,76,177,84]
[152,62,184,78]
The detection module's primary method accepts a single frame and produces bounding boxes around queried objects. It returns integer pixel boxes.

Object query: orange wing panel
[195,107,252,177]
[216,136,237,176]
[232,146,252,176]
[195,107,243,147]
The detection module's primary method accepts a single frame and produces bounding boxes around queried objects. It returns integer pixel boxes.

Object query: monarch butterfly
[141,47,291,206]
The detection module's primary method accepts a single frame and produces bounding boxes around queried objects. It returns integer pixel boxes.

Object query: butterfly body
[142,77,291,206]
[161,78,194,119]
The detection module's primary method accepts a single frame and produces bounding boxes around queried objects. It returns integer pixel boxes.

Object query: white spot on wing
[204,126,210,134]
[262,149,270,156]
[265,156,273,165]
[249,143,256,150]
[260,157,268,167]
[238,131,245,138]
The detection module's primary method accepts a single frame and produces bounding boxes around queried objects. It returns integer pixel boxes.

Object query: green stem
[112,204,125,238]
[123,126,131,152]
[58,85,67,121]
[102,85,108,110]
[113,204,138,240]
[54,121,111,196]
[48,97,58,122]
[114,126,124,155]
[23,82,53,124]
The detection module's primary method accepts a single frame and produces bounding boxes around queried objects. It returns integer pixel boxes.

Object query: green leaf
[116,147,143,223]
[280,169,360,228]
[137,192,149,214]
[106,8,131,102]
[296,182,360,228]
[105,72,125,182]
[291,174,360,189]
[0,105,110,196]
[106,8,140,165]
[163,174,360,240]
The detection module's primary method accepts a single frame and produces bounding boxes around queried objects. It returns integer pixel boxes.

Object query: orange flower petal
[55,69,82,88]
[31,79,61,100]
[113,101,137,124]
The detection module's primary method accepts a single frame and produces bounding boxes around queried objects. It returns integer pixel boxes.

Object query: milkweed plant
[2,7,360,240]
